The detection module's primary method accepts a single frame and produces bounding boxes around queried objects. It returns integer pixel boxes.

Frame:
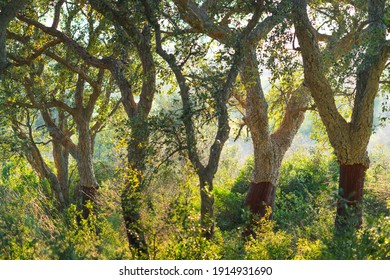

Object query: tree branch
[40,109,78,159]
[0,0,29,71]
[45,51,98,88]
[85,68,104,119]
[172,0,235,45]
[292,0,349,143]
[9,38,62,66]
[271,84,310,150]
[17,14,112,70]
[52,0,66,28]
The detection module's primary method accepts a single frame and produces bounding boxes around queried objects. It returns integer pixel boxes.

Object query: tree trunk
[53,140,69,206]
[244,182,276,219]
[122,119,149,257]
[240,45,309,237]
[199,175,214,239]
[335,163,367,232]
[121,179,148,257]
[87,2,157,255]
[241,139,282,237]
[0,21,8,71]
[25,148,67,210]
[0,0,29,71]
[293,0,387,235]
[77,121,98,219]
[243,181,276,237]
[242,140,282,237]
[15,125,67,210]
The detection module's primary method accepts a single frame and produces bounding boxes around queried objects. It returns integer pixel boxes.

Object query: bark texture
[241,46,310,229]
[199,176,215,240]
[53,140,70,206]
[293,0,388,231]
[77,120,98,219]
[121,172,148,257]
[12,122,68,210]
[122,118,151,257]
[243,182,276,237]
[335,164,366,231]
[39,89,100,219]
[244,182,276,219]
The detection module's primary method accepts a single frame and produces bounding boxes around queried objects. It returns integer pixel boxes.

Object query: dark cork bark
[243,181,276,237]
[335,164,367,232]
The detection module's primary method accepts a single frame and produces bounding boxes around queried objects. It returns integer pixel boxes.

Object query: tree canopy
[0,0,388,260]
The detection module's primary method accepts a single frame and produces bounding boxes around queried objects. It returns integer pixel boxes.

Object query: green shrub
[160,195,222,260]
[214,188,245,231]
[294,238,326,260]
[0,162,58,259]
[231,156,253,194]
[244,219,295,260]
[219,230,246,259]
[275,150,338,233]
[359,214,390,259]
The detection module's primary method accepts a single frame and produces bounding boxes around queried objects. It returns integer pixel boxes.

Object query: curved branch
[45,51,98,88]
[17,14,111,69]
[292,0,349,142]
[271,84,310,151]
[172,0,235,45]
[9,38,61,66]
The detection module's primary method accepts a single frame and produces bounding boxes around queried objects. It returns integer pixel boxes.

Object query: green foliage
[214,189,245,231]
[1,0,389,263]
[213,146,245,231]
[0,161,58,259]
[231,156,253,194]
[215,147,389,260]
[275,150,338,233]
[1,142,389,260]
[218,230,246,259]
[148,179,222,260]
[267,72,305,130]
[55,198,129,260]
[294,238,326,260]
[244,216,295,260]
[358,215,390,259]
[0,159,130,260]
[162,210,222,260]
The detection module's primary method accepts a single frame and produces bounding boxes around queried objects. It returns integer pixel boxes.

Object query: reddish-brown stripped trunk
[244,182,276,218]
[243,182,276,237]
[335,164,367,232]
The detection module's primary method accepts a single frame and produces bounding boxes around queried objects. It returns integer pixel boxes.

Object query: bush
[231,156,253,194]
[214,188,245,231]
[0,162,59,259]
[158,189,222,260]
[244,219,295,260]
[294,238,326,260]
[274,150,338,233]
[1,142,389,260]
